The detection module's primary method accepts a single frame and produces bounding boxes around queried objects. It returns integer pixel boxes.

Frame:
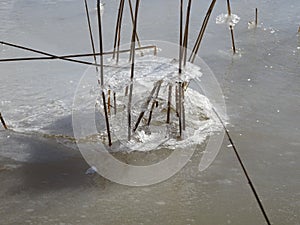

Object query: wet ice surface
[1,0,300,224]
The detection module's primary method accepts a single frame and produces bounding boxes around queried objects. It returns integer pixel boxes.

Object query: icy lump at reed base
[92,55,221,152]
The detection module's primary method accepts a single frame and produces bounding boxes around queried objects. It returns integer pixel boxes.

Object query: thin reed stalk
[178,82,182,137]
[181,82,185,130]
[230,25,236,54]
[147,81,162,126]
[113,0,125,60]
[84,0,98,71]
[128,0,143,55]
[133,80,161,132]
[182,0,192,66]
[0,113,8,130]
[128,0,140,141]
[178,0,183,74]
[108,89,111,114]
[166,84,172,124]
[0,45,157,63]
[113,92,117,115]
[255,8,258,26]
[97,0,112,146]
[227,0,231,16]
[189,0,217,63]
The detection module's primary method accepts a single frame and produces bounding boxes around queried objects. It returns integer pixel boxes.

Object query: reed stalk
[166,84,172,124]
[0,45,157,63]
[128,0,140,141]
[147,81,162,126]
[0,113,8,130]
[182,0,192,66]
[97,0,112,146]
[255,8,258,26]
[230,25,236,54]
[84,0,98,72]
[113,0,125,61]
[227,0,231,16]
[133,80,162,132]
[189,0,217,63]
[113,92,117,115]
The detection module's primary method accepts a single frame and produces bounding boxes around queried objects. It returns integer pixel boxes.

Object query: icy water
[0,0,299,224]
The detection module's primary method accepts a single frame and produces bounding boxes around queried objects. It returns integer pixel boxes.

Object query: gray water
[0,0,299,224]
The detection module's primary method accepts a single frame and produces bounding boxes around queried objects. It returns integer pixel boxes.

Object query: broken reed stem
[0,41,104,68]
[147,81,162,126]
[113,0,125,61]
[0,113,8,130]
[108,89,111,114]
[166,84,172,124]
[226,0,231,16]
[230,25,236,54]
[97,0,112,146]
[298,26,300,33]
[113,92,117,115]
[0,45,157,63]
[175,85,179,116]
[189,0,217,63]
[133,80,161,132]
[116,0,125,63]
[255,8,258,26]
[84,0,98,72]
[182,0,192,66]
[128,0,140,141]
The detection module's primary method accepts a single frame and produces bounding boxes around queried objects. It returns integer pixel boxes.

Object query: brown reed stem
[166,84,172,124]
[97,0,112,146]
[255,8,258,26]
[0,45,157,63]
[128,0,142,50]
[178,0,183,74]
[84,0,98,72]
[113,92,117,115]
[227,0,231,16]
[128,0,140,141]
[116,0,125,63]
[0,113,8,130]
[230,25,236,54]
[181,82,185,130]
[147,81,162,126]
[108,89,111,114]
[133,80,161,132]
[113,0,125,60]
[189,0,217,63]
[178,82,182,137]
[182,0,192,66]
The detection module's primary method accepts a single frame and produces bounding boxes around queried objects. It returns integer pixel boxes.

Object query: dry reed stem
[0,113,8,130]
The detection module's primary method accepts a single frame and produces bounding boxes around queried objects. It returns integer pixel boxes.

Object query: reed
[113,0,125,61]
[0,45,157,63]
[227,0,236,54]
[182,0,192,66]
[113,92,117,115]
[128,0,140,141]
[230,25,236,54]
[108,89,111,114]
[166,84,172,123]
[128,0,142,51]
[189,0,217,63]
[178,0,183,74]
[0,113,8,130]
[133,80,161,132]
[181,82,185,130]
[97,0,112,146]
[255,8,258,26]
[147,81,162,126]
[178,82,182,137]
[84,0,98,71]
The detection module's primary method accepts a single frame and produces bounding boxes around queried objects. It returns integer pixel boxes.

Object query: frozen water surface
[0,0,300,224]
